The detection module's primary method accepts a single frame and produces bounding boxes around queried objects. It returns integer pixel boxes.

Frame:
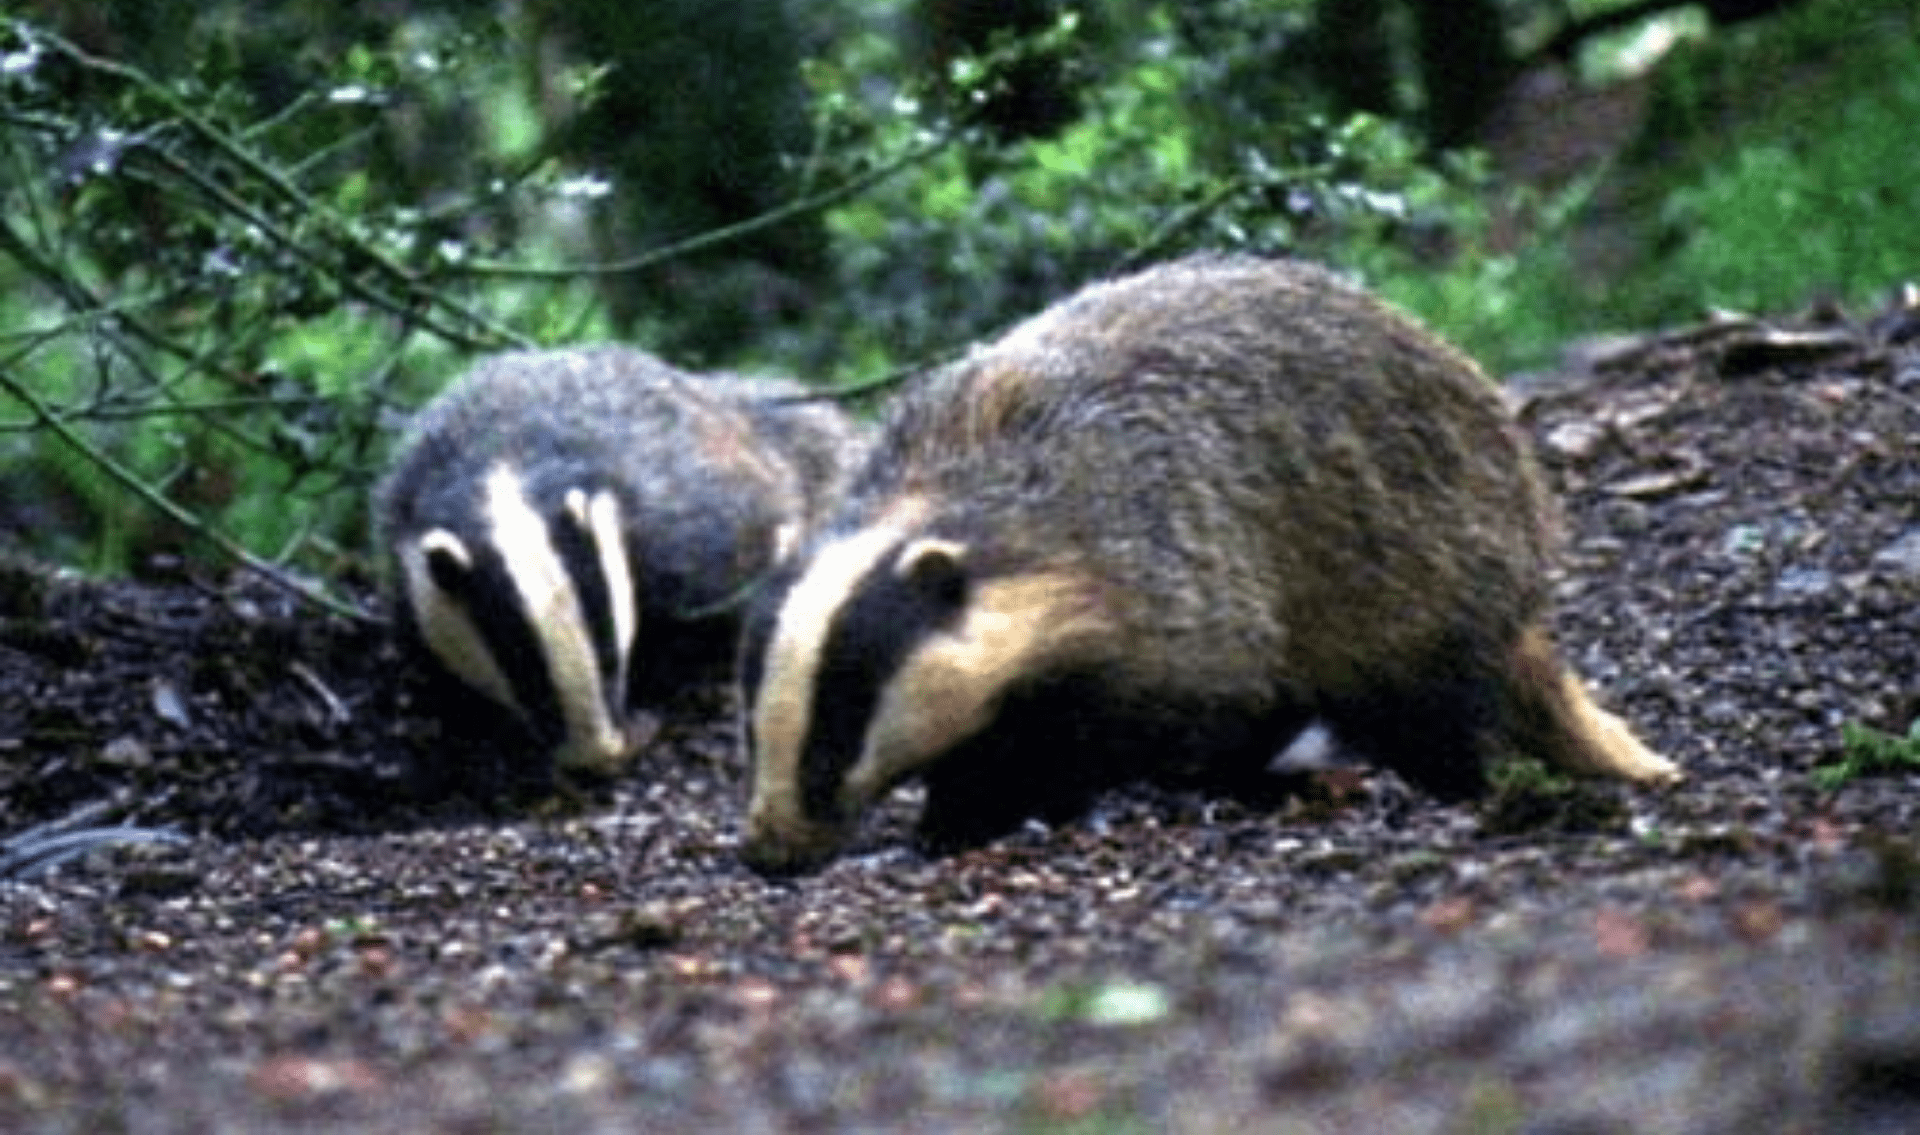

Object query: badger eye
[896,538,968,611]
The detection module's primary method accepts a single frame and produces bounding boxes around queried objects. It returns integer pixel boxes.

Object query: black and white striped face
[397,462,640,776]
[737,501,1110,873]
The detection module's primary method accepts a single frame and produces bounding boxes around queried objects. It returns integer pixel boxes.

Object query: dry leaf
[1592,907,1650,958]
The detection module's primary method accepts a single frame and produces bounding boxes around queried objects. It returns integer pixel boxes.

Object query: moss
[1479,755,1630,837]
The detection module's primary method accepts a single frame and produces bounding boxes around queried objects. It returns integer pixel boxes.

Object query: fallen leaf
[1727,900,1785,944]
[1081,980,1170,1027]
[249,1055,382,1102]
[733,976,780,1010]
[1418,895,1479,936]
[868,975,921,1011]
[828,953,870,985]
[1592,907,1650,958]
[1605,452,1710,499]
[1674,874,1719,904]
[1543,419,1607,461]
[1032,1068,1105,1120]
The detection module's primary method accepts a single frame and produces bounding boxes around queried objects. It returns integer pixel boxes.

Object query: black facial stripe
[798,547,967,818]
[436,543,566,751]
[549,498,622,698]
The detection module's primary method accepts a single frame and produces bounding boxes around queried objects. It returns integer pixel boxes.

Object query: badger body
[374,345,863,777]
[739,255,1679,873]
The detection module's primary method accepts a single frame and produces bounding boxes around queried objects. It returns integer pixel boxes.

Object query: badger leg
[917,758,1041,854]
[1176,709,1320,805]
[1326,625,1680,800]
[1322,675,1496,803]
[1499,624,1682,785]
[917,730,1105,854]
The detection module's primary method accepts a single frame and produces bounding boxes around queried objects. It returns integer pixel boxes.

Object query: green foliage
[1813,720,1920,793]
[529,0,821,361]
[1484,755,1572,795]
[1360,0,1920,373]
[1623,0,1920,318]
[1652,65,1920,313]
[794,2,1482,380]
[0,13,610,596]
[1480,752,1630,838]
[1035,978,1171,1027]
[1351,154,1602,373]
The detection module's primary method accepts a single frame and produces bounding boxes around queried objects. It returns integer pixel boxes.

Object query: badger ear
[419,529,473,594]
[562,487,591,531]
[894,538,969,608]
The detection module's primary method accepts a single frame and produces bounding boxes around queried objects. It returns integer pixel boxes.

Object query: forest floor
[2,295,1919,1133]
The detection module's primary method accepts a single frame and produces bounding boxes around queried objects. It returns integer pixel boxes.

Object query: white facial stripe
[747,521,912,829]
[483,464,630,773]
[403,530,518,713]
[584,488,637,703]
[893,537,966,579]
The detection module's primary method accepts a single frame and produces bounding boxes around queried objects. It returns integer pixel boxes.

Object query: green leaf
[1813,719,1920,792]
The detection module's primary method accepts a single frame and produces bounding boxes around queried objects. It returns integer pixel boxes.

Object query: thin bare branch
[0,363,378,624]
[23,24,529,352]
[455,127,964,281]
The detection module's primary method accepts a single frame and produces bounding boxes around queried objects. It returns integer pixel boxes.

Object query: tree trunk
[1311,0,1397,119]
[1411,0,1513,147]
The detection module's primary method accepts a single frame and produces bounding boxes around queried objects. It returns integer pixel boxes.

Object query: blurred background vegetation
[1,0,1914,598]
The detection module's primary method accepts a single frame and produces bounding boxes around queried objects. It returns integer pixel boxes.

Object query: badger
[374,344,864,777]
[738,254,1680,873]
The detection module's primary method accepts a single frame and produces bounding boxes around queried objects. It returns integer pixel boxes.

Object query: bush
[794,3,1484,382]
[0,16,612,597]
[1629,0,1920,319]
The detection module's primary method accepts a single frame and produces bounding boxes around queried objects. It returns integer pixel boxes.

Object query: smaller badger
[374,345,863,777]
[739,255,1680,873]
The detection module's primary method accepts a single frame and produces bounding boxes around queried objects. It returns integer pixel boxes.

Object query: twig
[289,660,352,726]
[1113,174,1256,275]
[22,24,527,352]
[455,127,964,281]
[0,363,378,624]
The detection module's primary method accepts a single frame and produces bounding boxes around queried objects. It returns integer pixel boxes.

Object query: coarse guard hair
[376,345,862,777]
[738,255,1678,873]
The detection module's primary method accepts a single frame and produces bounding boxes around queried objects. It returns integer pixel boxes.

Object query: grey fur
[375,344,864,773]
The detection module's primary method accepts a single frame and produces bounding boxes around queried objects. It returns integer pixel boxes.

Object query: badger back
[739,255,1560,869]
[802,255,1552,695]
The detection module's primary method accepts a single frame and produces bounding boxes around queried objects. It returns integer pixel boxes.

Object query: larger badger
[375,344,863,777]
[739,254,1679,873]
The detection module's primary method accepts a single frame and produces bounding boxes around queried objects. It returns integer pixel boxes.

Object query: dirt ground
[3,296,1919,1133]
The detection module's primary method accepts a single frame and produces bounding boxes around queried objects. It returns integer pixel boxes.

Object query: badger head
[737,499,1113,873]
[397,462,640,777]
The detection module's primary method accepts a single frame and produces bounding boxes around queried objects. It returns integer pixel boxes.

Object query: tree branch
[455,127,964,281]
[0,363,377,624]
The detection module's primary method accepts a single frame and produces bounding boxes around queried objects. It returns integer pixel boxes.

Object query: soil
[3,297,1919,1133]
